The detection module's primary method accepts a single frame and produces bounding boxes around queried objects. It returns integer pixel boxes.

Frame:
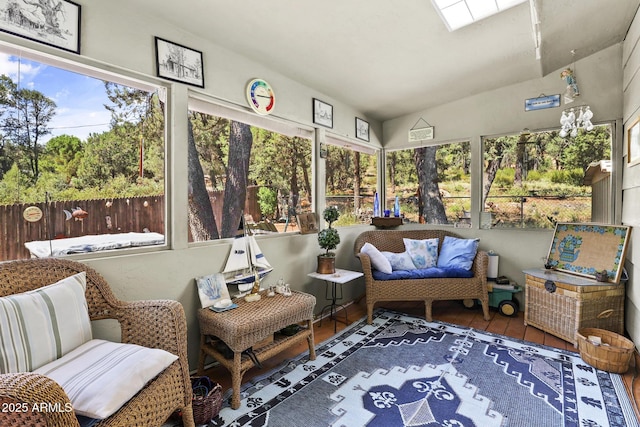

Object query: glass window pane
[324,144,378,226]
[187,108,313,241]
[482,125,612,228]
[0,52,166,261]
[385,141,471,226]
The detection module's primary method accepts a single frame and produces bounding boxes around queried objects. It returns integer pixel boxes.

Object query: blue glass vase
[373,192,380,217]
[394,195,400,217]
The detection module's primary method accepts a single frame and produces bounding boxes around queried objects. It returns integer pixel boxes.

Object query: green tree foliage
[76,129,138,187]
[0,74,56,183]
[104,83,165,182]
[257,186,277,219]
[43,135,83,182]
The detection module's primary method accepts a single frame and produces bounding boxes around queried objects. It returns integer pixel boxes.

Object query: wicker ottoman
[197,290,316,409]
[523,268,625,346]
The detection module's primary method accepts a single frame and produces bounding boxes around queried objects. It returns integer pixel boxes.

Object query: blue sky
[0,53,112,142]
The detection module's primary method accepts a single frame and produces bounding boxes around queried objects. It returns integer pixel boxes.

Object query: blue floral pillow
[381,251,416,271]
[436,236,479,270]
[403,238,438,269]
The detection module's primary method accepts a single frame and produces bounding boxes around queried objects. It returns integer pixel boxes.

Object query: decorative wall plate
[246,78,275,115]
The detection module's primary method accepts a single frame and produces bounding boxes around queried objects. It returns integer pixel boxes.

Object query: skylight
[432,0,527,31]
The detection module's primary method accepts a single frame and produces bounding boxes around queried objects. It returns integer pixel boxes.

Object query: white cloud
[0,53,43,82]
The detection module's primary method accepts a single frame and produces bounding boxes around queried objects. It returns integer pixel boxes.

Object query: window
[187,99,313,241]
[0,48,166,261]
[482,125,612,228]
[385,141,471,225]
[324,138,377,226]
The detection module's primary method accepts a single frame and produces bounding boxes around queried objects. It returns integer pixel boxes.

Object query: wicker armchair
[354,229,490,324]
[0,258,195,427]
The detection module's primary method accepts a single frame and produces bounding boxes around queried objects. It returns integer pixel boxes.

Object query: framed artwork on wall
[627,115,640,166]
[0,0,81,54]
[355,117,369,141]
[155,37,204,88]
[313,98,333,128]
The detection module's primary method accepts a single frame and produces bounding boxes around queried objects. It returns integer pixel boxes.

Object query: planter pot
[317,255,336,274]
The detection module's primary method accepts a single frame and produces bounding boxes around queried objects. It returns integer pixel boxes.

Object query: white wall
[622,6,640,348]
[384,44,623,147]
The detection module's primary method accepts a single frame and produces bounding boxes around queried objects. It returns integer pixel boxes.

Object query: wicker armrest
[0,373,80,427]
[473,250,489,285]
[355,253,375,283]
[116,299,188,356]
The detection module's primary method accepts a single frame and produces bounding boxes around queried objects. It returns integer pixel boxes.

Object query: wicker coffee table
[197,290,316,409]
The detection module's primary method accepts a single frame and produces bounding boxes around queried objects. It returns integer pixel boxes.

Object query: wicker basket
[576,328,635,373]
[191,376,223,424]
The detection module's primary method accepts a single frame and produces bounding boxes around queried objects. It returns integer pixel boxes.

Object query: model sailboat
[222,230,273,294]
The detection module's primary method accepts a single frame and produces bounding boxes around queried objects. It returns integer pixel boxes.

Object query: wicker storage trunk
[523,268,624,346]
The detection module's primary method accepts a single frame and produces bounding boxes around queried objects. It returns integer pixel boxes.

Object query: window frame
[187,93,316,244]
[480,122,616,229]
[0,41,171,260]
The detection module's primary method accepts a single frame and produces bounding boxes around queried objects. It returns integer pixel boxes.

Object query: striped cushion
[0,272,92,373]
[34,339,178,419]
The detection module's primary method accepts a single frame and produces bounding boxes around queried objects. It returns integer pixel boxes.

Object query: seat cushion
[0,272,92,373]
[360,242,392,274]
[372,267,475,280]
[34,339,178,420]
[436,236,479,270]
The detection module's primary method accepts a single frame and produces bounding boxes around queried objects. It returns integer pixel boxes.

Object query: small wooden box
[371,217,402,228]
[523,268,625,345]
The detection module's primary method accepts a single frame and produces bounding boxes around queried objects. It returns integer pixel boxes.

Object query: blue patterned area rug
[210,309,639,427]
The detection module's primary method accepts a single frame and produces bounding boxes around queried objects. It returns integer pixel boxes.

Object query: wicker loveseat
[354,229,490,324]
[0,258,195,427]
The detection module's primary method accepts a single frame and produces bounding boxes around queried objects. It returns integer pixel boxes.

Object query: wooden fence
[1,186,263,261]
[1,196,166,261]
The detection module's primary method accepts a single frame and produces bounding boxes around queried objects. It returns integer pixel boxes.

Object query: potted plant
[317,206,340,274]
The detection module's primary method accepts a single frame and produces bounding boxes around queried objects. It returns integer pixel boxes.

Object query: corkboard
[546,223,631,283]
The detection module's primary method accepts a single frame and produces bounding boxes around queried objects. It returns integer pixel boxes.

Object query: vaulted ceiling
[138,0,639,122]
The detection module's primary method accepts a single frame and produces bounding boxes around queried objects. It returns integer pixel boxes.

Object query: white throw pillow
[360,242,392,274]
[34,339,178,420]
[0,272,92,373]
[382,251,417,271]
[403,238,439,269]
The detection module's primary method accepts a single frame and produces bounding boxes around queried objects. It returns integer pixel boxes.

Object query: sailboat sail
[222,234,273,289]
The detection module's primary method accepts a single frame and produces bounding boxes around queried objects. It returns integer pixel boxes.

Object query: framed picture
[0,0,81,54]
[296,212,318,234]
[313,98,333,128]
[627,115,640,166]
[195,273,231,308]
[155,37,204,88]
[545,222,631,283]
[355,117,369,142]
